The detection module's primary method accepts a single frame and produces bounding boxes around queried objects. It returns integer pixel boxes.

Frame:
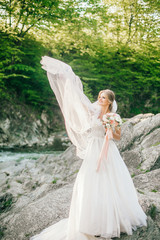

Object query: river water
[0,149,62,162]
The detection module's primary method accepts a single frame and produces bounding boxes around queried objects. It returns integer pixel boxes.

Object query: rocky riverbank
[0,101,71,150]
[0,113,160,240]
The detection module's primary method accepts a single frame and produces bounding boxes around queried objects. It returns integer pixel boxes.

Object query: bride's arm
[105,127,121,141]
[112,127,121,141]
[41,56,95,159]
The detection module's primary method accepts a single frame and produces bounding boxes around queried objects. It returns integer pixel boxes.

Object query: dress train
[31,138,147,240]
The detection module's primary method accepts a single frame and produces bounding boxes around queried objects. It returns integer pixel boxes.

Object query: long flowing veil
[41,56,100,159]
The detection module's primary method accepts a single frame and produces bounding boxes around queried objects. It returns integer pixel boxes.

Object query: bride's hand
[105,127,121,141]
[112,127,121,140]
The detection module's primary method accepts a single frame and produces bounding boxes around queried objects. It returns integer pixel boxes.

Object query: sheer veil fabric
[30,56,147,240]
[41,56,101,159]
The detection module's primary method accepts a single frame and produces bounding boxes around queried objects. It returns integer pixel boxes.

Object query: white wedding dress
[30,57,147,240]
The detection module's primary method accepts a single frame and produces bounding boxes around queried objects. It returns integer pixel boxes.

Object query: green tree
[0,0,103,36]
[0,0,159,117]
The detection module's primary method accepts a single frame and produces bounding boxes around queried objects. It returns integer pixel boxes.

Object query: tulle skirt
[30,137,147,240]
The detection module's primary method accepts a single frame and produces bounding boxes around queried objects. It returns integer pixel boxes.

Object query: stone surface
[1,184,73,240]
[0,113,160,240]
[141,145,160,171]
[0,103,71,150]
[117,113,160,152]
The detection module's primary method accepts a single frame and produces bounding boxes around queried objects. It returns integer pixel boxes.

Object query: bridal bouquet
[96,113,122,172]
[102,113,122,130]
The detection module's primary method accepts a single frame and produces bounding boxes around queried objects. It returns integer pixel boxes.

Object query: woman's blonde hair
[98,89,115,112]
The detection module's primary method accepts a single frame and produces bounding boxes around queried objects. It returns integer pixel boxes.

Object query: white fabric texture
[30,57,147,240]
[111,100,117,113]
[41,56,100,159]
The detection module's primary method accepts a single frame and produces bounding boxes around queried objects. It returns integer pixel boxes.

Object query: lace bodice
[88,115,106,139]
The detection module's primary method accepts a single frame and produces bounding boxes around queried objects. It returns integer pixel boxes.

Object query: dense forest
[0,0,160,117]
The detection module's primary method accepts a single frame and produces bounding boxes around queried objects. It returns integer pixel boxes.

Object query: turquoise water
[0,150,62,162]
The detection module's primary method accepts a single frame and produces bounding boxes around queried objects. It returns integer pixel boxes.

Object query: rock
[1,184,73,240]
[141,128,160,149]
[118,113,160,152]
[0,102,70,150]
[41,112,48,125]
[121,147,142,175]
[141,145,160,171]
[133,169,160,193]
[117,113,160,175]
[133,169,160,229]
[127,113,154,125]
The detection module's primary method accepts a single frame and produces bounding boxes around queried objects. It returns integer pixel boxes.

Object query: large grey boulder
[118,113,160,174]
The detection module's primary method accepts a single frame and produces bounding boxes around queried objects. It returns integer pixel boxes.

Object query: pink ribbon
[96,128,113,172]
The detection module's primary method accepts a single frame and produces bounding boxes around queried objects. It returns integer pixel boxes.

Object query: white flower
[105,123,110,128]
[102,115,107,121]
[102,113,122,129]
[110,116,114,120]
[115,116,122,125]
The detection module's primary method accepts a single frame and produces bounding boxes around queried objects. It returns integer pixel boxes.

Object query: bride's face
[98,92,109,107]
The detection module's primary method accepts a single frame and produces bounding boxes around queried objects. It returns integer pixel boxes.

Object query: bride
[30,56,147,240]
